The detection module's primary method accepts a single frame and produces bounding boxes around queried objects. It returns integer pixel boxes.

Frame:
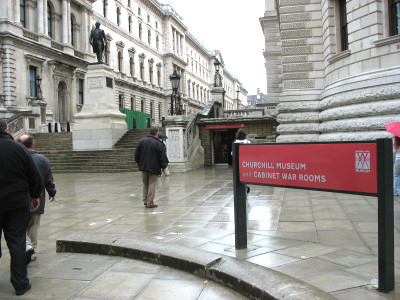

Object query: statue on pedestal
[89,21,108,63]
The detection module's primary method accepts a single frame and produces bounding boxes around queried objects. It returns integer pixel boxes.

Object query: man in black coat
[0,119,41,295]
[19,134,56,263]
[135,127,168,208]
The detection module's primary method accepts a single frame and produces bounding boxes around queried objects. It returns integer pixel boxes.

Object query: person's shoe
[26,248,34,265]
[16,283,31,296]
[146,203,158,208]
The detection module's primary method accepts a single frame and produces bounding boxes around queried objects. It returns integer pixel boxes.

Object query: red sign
[205,123,244,130]
[239,143,377,194]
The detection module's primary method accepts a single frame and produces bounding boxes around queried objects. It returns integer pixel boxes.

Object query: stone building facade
[0,0,247,134]
[260,0,400,142]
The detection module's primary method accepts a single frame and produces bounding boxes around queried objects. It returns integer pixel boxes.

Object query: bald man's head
[19,134,34,148]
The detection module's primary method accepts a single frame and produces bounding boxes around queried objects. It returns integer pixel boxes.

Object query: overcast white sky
[162,0,267,95]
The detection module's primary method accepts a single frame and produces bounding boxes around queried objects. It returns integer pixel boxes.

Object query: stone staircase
[32,129,156,173]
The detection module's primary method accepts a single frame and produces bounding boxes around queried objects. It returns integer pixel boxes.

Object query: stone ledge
[56,234,336,300]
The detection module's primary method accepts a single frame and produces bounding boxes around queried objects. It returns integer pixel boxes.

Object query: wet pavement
[0,166,399,299]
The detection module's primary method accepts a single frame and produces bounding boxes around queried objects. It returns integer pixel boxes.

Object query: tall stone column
[62,0,68,44]
[72,64,127,150]
[81,8,89,53]
[37,0,44,34]
[13,0,20,23]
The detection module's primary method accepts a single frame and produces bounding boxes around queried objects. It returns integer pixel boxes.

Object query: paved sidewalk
[0,166,399,299]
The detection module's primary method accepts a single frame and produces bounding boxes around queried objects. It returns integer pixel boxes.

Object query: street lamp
[169,70,182,115]
[213,58,222,87]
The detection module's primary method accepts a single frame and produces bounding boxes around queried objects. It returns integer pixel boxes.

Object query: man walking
[0,119,41,296]
[19,134,56,264]
[135,127,168,208]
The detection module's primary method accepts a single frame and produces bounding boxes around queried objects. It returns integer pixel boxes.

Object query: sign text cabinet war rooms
[0,0,247,136]
[260,0,400,142]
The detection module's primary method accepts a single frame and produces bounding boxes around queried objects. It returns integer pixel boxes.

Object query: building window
[117,7,121,26]
[149,65,153,84]
[105,44,109,64]
[138,7,141,16]
[147,14,150,23]
[128,16,132,33]
[157,69,161,86]
[29,66,37,97]
[128,0,131,8]
[118,51,123,72]
[103,0,107,17]
[141,99,144,112]
[129,57,134,76]
[148,30,151,45]
[47,3,52,37]
[119,94,123,108]
[20,0,26,27]
[390,0,400,35]
[156,21,158,29]
[70,15,75,47]
[139,23,142,39]
[150,102,153,118]
[158,103,161,120]
[339,0,348,51]
[140,62,144,80]
[130,97,134,110]
[78,79,84,105]
[156,36,159,50]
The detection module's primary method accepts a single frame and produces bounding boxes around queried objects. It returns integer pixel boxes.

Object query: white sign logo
[355,151,370,173]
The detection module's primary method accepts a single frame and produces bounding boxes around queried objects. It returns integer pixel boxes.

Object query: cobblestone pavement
[0,166,399,299]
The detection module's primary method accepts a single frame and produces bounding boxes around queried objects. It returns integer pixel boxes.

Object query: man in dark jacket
[135,127,168,208]
[0,119,41,296]
[19,134,56,263]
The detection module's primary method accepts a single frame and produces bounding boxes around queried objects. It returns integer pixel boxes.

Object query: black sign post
[233,139,394,292]
[233,142,247,249]
[377,139,394,292]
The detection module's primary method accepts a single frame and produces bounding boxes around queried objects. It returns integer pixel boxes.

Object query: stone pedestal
[73,64,127,150]
[164,115,204,173]
[210,87,225,117]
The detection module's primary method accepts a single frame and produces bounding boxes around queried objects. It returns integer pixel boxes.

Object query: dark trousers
[0,207,30,292]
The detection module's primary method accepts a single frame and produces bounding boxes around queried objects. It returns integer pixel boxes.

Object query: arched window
[129,57,134,76]
[140,62,144,80]
[47,3,52,37]
[118,51,123,72]
[20,0,26,27]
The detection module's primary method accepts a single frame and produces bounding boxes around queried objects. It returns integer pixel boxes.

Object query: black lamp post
[169,70,182,115]
[36,75,43,99]
[236,89,240,110]
[213,59,222,87]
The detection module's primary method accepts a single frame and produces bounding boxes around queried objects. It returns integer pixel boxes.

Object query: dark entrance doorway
[213,129,237,165]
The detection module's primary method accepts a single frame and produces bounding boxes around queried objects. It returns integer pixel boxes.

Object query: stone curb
[56,234,337,300]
